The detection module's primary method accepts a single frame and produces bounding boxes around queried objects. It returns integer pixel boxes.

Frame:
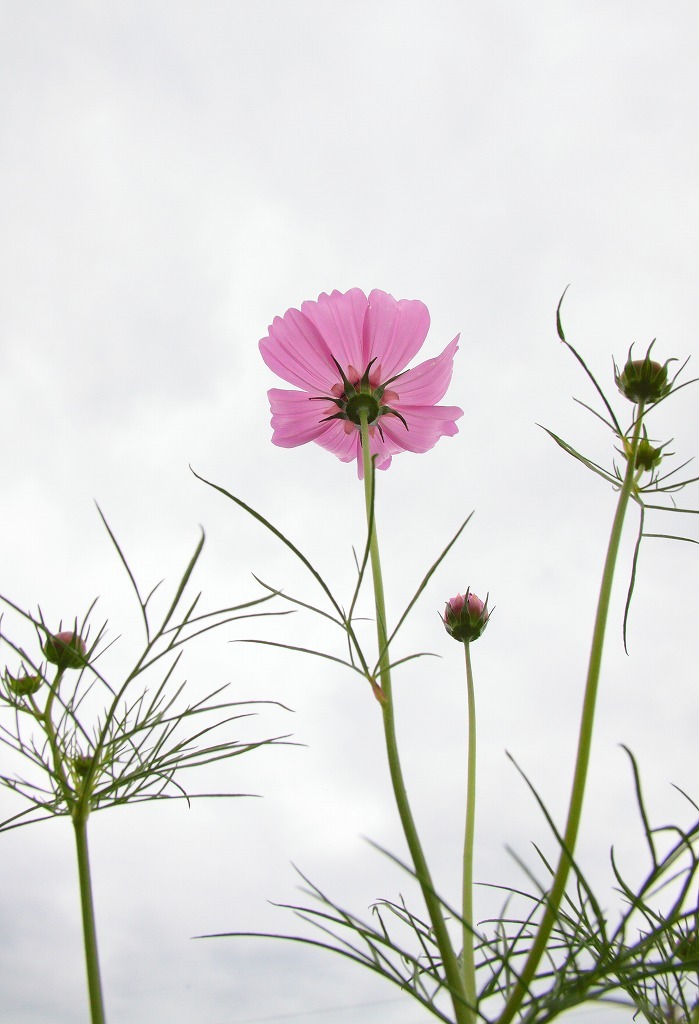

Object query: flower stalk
[358,412,471,1024]
[31,659,108,1024]
[74,812,106,1024]
[497,404,646,1024]
[38,667,74,805]
[461,640,478,1018]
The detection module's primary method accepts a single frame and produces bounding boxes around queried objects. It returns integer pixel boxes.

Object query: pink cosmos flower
[259,288,463,474]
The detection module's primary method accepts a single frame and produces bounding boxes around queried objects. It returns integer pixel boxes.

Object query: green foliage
[206,748,699,1024]
[193,465,473,699]
[0,511,291,832]
[549,292,698,652]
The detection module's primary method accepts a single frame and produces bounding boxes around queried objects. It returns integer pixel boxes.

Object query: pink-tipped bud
[43,631,87,671]
[443,590,490,643]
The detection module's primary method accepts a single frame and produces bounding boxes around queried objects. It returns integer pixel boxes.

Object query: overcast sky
[1,3,698,1023]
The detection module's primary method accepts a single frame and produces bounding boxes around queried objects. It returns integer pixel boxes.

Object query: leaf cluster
[207,748,699,1024]
[192,467,472,700]
[0,510,291,832]
[544,293,698,649]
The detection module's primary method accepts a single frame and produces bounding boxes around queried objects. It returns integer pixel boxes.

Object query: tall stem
[358,415,471,1024]
[497,408,645,1024]
[73,813,107,1024]
[461,641,477,1017]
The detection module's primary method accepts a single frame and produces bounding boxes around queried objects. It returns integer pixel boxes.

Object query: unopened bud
[73,754,94,777]
[615,345,673,405]
[634,437,663,472]
[674,932,699,965]
[5,672,43,697]
[370,678,387,705]
[443,590,490,643]
[43,631,87,670]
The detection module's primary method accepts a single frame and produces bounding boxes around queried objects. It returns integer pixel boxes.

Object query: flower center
[345,390,381,426]
[316,357,408,439]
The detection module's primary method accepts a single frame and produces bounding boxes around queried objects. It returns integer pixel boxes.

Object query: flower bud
[43,631,87,670]
[615,345,673,404]
[443,590,490,643]
[674,931,699,965]
[634,437,663,473]
[5,671,43,697]
[73,754,94,777]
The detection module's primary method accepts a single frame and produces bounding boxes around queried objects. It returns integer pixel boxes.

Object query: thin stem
[40,669,74,804]
[43,669,106,1023]
[462,641,477,1020]
[497,405,646,1024]
[358,414,471,1024]
[73,812,107,1024]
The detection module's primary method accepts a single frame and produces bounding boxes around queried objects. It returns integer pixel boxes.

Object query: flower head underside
[259,288,463,474]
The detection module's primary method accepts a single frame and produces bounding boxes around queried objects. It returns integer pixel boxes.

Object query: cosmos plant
[3,286,698,1024]
[0,517,290,1024]
[200,288,699,1024]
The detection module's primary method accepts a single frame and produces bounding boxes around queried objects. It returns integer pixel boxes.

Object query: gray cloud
[0,2,697,1021]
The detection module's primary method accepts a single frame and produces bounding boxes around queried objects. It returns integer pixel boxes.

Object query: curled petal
[392,336,460,405]
[381,404,463,454]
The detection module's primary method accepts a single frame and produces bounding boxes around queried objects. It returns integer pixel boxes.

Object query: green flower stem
[41,670,107,1023]
[73,812,107,1024]
[461,641,477,1018]
[497,406,646,1024]
[358,415,471,1024]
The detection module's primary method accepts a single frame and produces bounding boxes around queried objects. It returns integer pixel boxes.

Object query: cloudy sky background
[1,2,698,1022]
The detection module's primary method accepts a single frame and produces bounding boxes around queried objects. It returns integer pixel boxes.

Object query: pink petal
[312,418,397,477]
[268,388,334,447]
[363,290,431,380]
[391,336,461,405]
[380,404,463,454]
[313,417,362,463]
[300,289,368,372]
[260,307,338,392]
